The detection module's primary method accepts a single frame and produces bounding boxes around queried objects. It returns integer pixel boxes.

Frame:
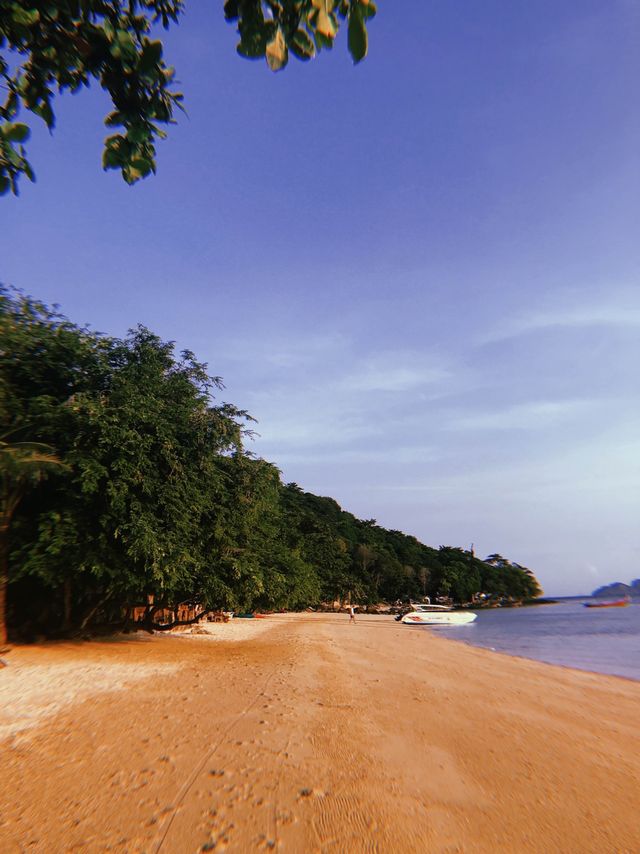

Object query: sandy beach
[1,613,639,853]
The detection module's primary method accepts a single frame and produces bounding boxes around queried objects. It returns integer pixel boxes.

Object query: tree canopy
[0,0,377,194]
[1,286,542,641]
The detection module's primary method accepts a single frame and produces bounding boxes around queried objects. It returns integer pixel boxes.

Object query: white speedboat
[399,603,477,626]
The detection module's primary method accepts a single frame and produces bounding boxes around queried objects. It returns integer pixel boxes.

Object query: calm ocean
[435,599,640,681]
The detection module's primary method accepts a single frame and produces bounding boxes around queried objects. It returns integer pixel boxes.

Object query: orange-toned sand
[1,613,640,853]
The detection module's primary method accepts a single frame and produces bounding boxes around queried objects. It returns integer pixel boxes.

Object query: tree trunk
[149,607,214,632]
[63,578,72,631]
[121,605,132,633]
[78,593,111,632]
[143,603,162,634]
[0,517,9,647]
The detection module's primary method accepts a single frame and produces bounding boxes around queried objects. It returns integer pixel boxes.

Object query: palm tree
[0,435,66,646]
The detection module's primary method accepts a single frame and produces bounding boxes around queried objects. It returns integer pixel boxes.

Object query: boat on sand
[397,602,477,626]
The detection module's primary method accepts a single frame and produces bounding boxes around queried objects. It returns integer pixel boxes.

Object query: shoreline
[440,599,640,683]
[2,613,640,852]
[452,634,640,685]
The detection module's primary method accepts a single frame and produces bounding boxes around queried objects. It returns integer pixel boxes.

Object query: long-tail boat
[584,598,630,608]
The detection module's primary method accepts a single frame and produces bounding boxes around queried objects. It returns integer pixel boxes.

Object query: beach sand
[1,613,639,853]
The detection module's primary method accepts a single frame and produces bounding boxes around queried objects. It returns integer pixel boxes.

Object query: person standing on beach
[349,604,356,623]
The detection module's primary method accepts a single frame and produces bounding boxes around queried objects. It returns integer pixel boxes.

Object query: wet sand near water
[1,613,639,853]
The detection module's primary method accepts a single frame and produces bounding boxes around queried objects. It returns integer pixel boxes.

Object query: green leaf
[104,111,124,127]
[237,18,274,60]
[124,165,144,184]
[361,0,377,19]
[139,40,163,73]
[127,125,150,144]
[102,148,122,169]
[348,4,367,63]
[32,101,55,129]
[6,146,22,167]
[224,0,239,21]
[111,29,138,65]
[313,3,337,40]
[0,175,11,196]
[130,157,154,176]
[290,29,316,61]
[3,123,31,143]
[265,28,288,72]
[314,30,334,51]
[11,7,40,26]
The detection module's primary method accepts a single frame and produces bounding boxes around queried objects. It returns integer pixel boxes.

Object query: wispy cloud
[479,291,640,344]
[448,399,599,431]
[251,411,380,448]
[365,429,640,499]
[221,331,349,371]
[244,347,456,450]
[263,333,349,370]
[264,444,440,466]
[339,355,450,393]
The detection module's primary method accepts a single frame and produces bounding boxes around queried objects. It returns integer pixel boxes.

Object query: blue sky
[2,1,639,595]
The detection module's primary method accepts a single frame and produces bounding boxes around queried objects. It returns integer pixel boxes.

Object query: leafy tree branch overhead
[0,0,377,195]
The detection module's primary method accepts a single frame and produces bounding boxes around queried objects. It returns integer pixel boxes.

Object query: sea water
[435,599,640,681]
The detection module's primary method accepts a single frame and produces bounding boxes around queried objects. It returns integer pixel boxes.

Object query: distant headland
[592,579,640,598]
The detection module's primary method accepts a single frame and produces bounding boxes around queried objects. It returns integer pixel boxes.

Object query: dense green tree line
[1,287,541,640]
